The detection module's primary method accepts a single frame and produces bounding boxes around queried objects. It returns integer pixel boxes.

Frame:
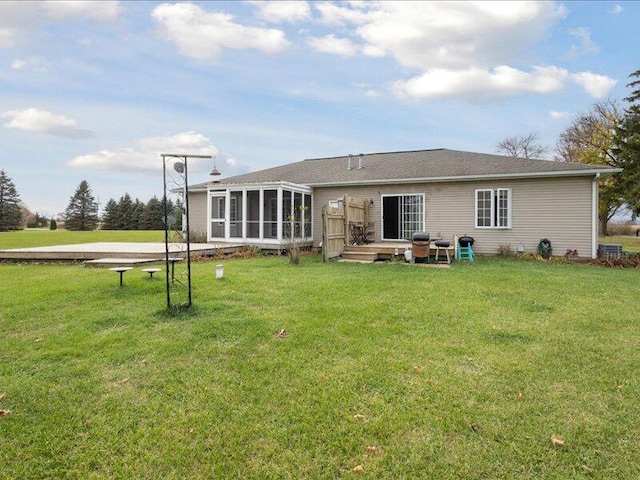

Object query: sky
[1,0,638,217]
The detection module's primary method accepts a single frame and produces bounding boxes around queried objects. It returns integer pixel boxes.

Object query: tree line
[63,180,182,231]
[0,174,179,232]
[496,69,640,235]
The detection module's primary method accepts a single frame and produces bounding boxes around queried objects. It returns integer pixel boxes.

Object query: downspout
[592,173,600,259]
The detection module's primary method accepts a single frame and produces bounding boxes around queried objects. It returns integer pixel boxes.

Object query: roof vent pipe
[358,153,364,169]
[347,154,353,170]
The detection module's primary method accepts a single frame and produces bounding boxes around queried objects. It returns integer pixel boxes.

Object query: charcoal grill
[411,232,430,263]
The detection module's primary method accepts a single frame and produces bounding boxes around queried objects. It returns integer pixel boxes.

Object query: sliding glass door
[382,194,424,240]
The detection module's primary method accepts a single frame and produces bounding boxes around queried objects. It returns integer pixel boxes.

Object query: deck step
[341,251,379,262]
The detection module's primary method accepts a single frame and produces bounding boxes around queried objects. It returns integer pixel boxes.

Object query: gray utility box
[598,244,623,259]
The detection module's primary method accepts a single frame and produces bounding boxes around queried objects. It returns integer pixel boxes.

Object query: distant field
[0,230,165,249]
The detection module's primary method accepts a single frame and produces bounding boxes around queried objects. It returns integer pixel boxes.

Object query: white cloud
[0,1,120,47]
[311,1,616,101]
[225,156,237,167]
[67,132,219,173]
[40,1,121,21]
[1,108,94,139]
[610,4,623,14]
[550,110,571,119]
[307,34,358,56]
[567,27,599,57]
[317,1,566,70]
[151,2,290,61]
[315,2,371,25]
[393,65,568,100]
[249,1,311,23]
[570,72,617,98]
[365,90,381,98]
[11,57,50,72]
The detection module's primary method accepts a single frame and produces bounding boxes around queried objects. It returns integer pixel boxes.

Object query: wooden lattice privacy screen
[322,195,370,261]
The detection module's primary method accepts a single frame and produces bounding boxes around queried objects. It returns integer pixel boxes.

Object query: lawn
[1,254,639,479]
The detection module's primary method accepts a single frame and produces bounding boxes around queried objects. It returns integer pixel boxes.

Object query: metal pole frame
[161,153,212,309]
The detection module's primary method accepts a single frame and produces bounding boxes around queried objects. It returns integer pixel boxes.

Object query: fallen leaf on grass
[582,465,593,473]
[551,434,565,447]
[366,445,378,453]
[0,410,10,418]
[353,414,365,420]
[274,329,288,338]
[353,464,364,473]
[518,392,525,402]
[412,365,421,373]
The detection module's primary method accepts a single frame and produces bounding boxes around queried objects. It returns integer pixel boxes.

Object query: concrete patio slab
[0,242,244,262]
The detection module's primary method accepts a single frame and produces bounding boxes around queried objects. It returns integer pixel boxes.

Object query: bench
[141,268,162,278]
[109,267,133,286]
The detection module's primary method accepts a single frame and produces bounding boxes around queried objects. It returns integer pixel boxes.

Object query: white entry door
[210,193,226,239]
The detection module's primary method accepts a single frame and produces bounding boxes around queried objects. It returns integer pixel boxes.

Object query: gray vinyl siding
[313,176,595,257]
[188,191,208,236]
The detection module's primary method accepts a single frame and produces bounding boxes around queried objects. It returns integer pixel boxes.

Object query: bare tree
[554,99,624,235]
[496,133,549,159]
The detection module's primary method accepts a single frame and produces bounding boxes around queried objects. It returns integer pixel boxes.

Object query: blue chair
[457,236,474,261]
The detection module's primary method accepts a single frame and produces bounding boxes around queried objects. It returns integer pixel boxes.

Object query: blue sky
[0,1,638,216]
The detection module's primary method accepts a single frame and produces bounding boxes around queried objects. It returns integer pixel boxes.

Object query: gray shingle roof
[192,148,619,189]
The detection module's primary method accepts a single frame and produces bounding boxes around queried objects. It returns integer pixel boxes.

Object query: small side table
[142,268,162,278]
[110,267,133,286]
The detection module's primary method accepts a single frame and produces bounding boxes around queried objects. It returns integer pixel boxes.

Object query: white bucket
[216,264,224,279]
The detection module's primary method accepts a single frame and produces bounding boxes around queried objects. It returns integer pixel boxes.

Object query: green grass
[0,230,165,249]
[1,256,639,479]
[599,235,640,253]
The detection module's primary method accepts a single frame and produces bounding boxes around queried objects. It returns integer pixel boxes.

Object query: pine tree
[614,69,640,217]
[0,170,23,231]
[101,198,120,230]
[117,193,134,230]
[64,180,99,231]
[139,196,165,230]
[131,198,145,230]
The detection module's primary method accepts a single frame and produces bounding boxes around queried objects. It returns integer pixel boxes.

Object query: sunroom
[206,182,313,246]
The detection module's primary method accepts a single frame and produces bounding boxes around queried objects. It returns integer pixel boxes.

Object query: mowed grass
[1,255,639,479]
[0,230,165,249]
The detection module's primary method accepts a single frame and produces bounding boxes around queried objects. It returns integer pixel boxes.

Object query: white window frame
[475,188,511,229]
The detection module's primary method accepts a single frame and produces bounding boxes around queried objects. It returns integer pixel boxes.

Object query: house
[187,148,620,258]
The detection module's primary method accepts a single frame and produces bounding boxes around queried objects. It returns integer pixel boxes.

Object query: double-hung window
[475,188,511,229]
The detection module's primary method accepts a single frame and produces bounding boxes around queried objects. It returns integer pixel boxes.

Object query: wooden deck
[341,241,455,264]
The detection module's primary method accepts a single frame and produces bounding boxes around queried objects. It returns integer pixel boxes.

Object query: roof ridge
[303,148,446,161]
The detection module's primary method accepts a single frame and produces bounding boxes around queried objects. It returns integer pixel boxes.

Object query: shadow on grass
[154,304,202,321]
[484,330,532,344]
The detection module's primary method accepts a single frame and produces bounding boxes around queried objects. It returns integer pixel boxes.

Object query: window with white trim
[475,188,511,229]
